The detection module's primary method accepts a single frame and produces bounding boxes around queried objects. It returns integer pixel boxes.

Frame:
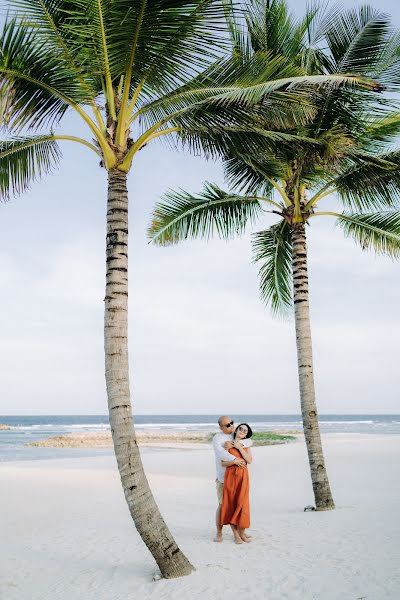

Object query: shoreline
[0,432,396,465]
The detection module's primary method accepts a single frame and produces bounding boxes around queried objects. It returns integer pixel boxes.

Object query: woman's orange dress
[220,447,250,528]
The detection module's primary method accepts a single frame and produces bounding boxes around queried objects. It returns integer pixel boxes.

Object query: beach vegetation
[250,432,296,444]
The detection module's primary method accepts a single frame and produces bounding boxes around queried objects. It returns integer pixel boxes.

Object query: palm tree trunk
[104,168,195,577]
[291,221,335,510]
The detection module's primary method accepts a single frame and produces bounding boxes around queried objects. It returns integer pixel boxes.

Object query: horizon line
[1,412,399,417]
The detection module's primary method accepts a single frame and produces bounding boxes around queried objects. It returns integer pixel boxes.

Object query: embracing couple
[213,415,253,544]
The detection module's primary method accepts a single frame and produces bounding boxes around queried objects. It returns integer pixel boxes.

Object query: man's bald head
[218,416,234,432]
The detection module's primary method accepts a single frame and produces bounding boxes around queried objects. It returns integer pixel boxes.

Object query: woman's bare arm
[221,457,246,467]
[233,441,253,464]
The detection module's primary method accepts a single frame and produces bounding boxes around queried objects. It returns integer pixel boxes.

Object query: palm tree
[0,0,367,575]
[148,2,400,511]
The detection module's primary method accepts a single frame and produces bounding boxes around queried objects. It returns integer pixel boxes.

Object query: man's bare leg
[214,505,223,542]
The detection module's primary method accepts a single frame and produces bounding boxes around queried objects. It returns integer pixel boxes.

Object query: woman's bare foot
[230,524,243,544]
[214,531,223,542]
[238,528,252,542]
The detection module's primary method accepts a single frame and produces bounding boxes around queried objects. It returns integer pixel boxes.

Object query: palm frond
[337,211,400,258]
[8,0,99,95]
[96,0,228,91]
[244,0,322,61]
[134,48,311,130]
[57,0,114,89]
[311,5,398,140]
[0,135,61,200]
[135,34,376,132]
[324,5,391,76]
[223,153,284,195]
[0,17,92,131]
[364,111,400,145]
[374,29,400,89]
[148,182,264,245]
[179,120,323,162]
[334,149,400,211]
[224,0,252,62]
[205,73,376,107]
[252,219,293,316]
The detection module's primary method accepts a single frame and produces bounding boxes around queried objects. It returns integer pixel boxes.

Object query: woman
[220,423,253,544]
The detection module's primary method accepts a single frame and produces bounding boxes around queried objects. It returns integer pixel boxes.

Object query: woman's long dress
[220,447,250,528]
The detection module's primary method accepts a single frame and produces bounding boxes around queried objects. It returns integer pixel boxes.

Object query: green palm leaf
[200,73,375,107]
[337,211,400,258]
[9,0,98,93]
[179,119,325,162]
[148,183,265,245]
[325,6,390,75]
[252,220,293,316]
[334,149,400,211]
[0,135,61,200]
[119,0,229,91]
[0,17,93,131]
[312,6,393,139]
[136,41,374,132]
[244,0,320,60]
[364,111,400,146]
[223,153,284,195]
[54,0,229,91]
[375,30,400,88]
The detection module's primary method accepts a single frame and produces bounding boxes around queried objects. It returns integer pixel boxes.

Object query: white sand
[1,434,400,600]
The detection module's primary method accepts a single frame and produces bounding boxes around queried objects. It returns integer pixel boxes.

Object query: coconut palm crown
[149,1,400,511]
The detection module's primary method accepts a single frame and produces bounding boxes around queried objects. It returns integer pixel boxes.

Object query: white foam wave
[321,420,375,425]
[15,423,109,431]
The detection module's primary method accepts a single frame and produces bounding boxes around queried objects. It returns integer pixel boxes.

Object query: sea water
[1,414,400,462]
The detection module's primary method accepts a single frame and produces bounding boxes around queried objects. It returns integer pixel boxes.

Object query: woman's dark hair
[233,423,253,439]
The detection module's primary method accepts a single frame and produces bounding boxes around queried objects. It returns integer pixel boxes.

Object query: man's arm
[212,435,234,462]
[213,435,246,468]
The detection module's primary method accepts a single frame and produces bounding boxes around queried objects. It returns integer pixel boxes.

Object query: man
[213,415,250,542]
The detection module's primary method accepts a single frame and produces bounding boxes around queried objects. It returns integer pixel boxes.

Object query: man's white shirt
[213,432,252,483]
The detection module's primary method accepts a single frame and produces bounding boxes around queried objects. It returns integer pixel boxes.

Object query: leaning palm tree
[0,0,368,575]
[149,2,400,511]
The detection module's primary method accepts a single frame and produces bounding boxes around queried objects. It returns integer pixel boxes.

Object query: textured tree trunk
[291,221,335,510]
[104,168,195,577]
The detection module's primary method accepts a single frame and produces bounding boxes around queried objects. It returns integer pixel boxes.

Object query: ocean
[1,414,400,462]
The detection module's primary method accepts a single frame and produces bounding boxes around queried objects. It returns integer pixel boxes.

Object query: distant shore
[26,430,300,449]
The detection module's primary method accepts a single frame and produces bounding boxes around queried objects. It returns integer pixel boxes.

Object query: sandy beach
[1,433,400,600]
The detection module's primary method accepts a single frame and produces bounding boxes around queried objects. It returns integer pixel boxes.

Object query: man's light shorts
[216,479,224,504]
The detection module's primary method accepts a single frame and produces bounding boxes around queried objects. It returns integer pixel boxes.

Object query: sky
[0,0,400,416]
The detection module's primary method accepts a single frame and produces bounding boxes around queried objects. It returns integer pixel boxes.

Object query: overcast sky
[1,0,400,416]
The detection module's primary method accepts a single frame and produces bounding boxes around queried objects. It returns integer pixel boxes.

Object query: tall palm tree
[0,0,366,575]
[148,2,400,511]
